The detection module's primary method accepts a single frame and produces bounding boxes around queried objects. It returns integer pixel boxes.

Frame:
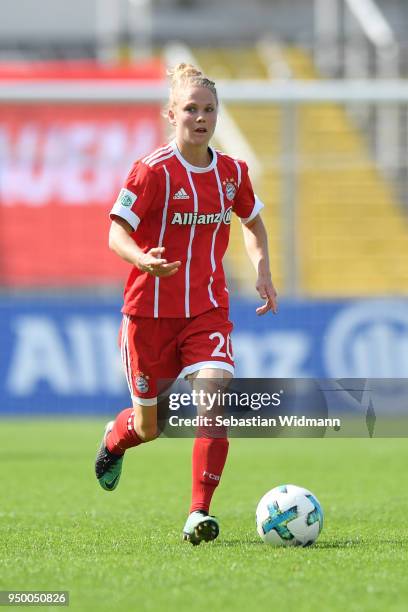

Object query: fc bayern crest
[223,178,238,201]
[135,373,149,393]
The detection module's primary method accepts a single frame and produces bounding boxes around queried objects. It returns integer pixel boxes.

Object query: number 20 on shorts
[209,332,234,360]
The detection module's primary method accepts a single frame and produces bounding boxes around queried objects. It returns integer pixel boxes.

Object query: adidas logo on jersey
[173,188,190,200]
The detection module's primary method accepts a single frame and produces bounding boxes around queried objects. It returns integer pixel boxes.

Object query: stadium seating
[193,47,283,295]
[193,46,408,296]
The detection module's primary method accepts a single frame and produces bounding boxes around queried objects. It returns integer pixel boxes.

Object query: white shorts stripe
[120,315,127,390]
[178,360,235,379]
[131,395,157,406]
[121,315,134,397]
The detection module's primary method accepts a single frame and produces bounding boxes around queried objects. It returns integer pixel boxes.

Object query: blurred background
[1,0,408,415]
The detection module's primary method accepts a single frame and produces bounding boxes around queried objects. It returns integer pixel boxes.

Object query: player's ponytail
[166,62,218,111]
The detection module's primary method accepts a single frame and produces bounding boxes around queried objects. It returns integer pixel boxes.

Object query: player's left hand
[255,274,278,315]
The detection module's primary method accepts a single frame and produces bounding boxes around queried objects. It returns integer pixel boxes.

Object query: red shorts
[119,307,234,405]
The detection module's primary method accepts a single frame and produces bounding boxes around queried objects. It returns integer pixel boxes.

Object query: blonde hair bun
[166,62,218,110]
[167,63,203,82]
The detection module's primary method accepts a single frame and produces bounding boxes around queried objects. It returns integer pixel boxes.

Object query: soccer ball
[256,484,323,547]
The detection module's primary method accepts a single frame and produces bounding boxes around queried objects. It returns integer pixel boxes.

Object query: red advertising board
[0,58,164,80]
[0,61,165,286]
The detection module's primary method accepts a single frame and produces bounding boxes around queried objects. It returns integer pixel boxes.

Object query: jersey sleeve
[233,161,264,224]
[110,161,158,230]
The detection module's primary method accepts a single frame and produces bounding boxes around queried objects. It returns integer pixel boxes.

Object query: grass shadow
[316,538,407,549]
[218,538,372,549]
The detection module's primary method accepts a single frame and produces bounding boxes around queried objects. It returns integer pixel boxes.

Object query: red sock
[190,436,229,514]
[106,408,143,455]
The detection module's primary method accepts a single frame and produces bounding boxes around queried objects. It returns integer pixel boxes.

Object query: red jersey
[110,140,263,318]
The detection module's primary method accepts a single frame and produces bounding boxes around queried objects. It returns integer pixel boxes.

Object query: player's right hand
[138,247,181,277]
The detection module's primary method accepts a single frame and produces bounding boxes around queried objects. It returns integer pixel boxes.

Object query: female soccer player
[95,63,278,545]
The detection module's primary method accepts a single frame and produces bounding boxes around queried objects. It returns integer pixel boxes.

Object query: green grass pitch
[1,420,407,611]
